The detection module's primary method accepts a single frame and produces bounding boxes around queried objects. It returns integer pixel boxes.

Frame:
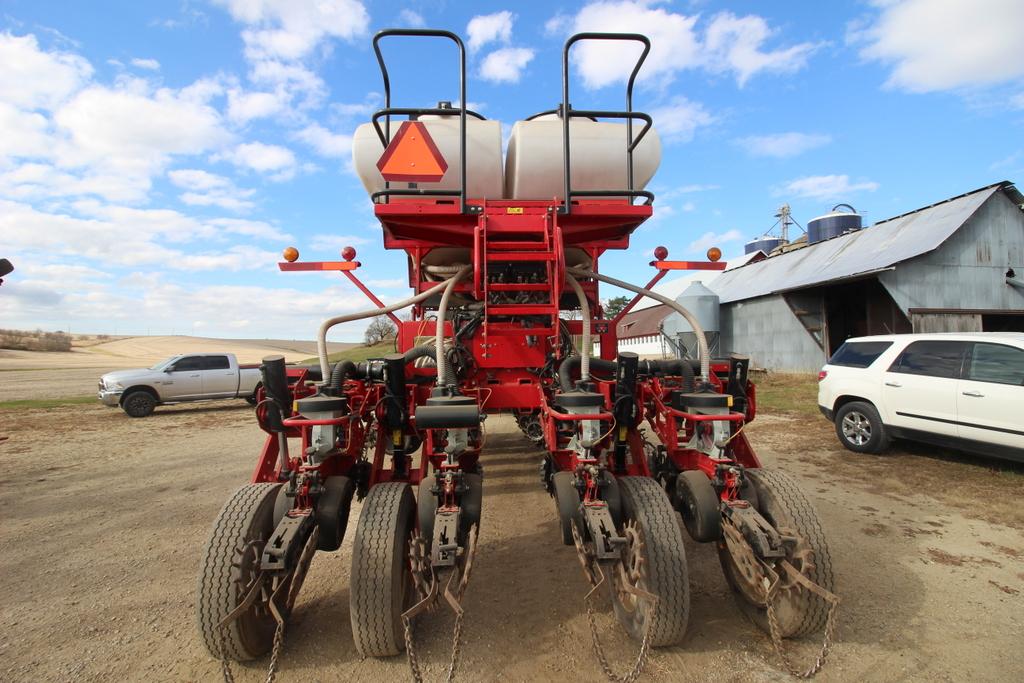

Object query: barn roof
[616,303,671,338]
[711,181,1023,305]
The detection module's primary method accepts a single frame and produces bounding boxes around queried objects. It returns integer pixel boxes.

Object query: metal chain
[584,589,653,683]
[402,525,478,683]
[573,519,656,683]
[763,561,840,679]
[217,527,320,683]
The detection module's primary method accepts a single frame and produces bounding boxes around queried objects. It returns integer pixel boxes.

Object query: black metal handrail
[371,29,471,213]
[561,33,653,214]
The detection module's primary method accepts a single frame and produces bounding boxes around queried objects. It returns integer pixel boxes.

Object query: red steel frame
[254,195,760,509]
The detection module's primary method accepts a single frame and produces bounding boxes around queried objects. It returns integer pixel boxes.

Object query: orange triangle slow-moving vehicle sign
[376,120,448,183]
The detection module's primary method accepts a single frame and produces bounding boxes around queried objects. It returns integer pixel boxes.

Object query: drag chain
[764,560,840,679]
[402,524,479,683]
[723,519,839,678]
[573,519,658,683]
[217,527,320,683]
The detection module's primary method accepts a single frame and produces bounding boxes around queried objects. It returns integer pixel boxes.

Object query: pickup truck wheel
[245,384,261,406]
[122,390,156,418]
[835,401,889,453]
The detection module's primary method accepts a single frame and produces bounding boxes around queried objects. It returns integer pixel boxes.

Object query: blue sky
[2,0,1023,341]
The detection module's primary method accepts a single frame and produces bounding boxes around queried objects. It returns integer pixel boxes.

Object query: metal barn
[711,181,1024,372]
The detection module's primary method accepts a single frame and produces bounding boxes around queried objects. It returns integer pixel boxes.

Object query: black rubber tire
[612,477,690,647]
[196,483,282,661]
[417,475,437,542]
[600,472,623,528]
[718,469,835,638]
[122,390,157,418]
[316,476,356,552]
[245,385,261,406]
[834,401,890,454]
[674,470,722,543]
[350,482,416,657]
[552,471,583,546]
[459,473,483,540]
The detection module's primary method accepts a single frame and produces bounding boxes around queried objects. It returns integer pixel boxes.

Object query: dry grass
[751,372,820,417]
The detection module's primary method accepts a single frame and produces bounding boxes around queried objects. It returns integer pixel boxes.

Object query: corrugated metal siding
[720,295,825,372]
[880,191,1024,313]
[712,183,1010,304]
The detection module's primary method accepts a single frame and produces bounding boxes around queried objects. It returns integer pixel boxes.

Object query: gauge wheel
[196,483,282,660]
[350,482,416,657]
[611,476,690,647]
[718,469,834,638]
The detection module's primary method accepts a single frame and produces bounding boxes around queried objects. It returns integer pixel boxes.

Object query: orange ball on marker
[706,247,722,262]
[283,246,299,262]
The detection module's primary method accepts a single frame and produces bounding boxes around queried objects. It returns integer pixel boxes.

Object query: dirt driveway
[1,396,1022,682]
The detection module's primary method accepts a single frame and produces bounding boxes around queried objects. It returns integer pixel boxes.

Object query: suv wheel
[834,401,889,454]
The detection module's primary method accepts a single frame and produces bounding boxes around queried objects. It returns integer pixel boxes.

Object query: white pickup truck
[98,353,263,417]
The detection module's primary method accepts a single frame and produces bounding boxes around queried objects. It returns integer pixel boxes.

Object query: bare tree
[364,318,397,345]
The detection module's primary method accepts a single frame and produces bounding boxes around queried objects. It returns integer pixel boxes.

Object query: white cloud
[0,32,93,110]
[130,57,161,70]
[226,89,285,123]
[467,11,513,52]
[649,96,714,143]
[565,2,818,88]
[703,12,821,87]
[0,103,52,158]
[570,1,699,89]
[219,141,297,180]
[293,123,353,158]
[688,229,742,253]
[399,9,425,28]
[736,132,831,158]
[480,48,535,83]
[309,233,371,253]
[779,174,879,201]
[544,13,570,36]
[214,0,370,61]
[676,184,719,194]
[332,92,382,118]
[168,168,231,192]
[53,82,230,186]
[169,168,257,212]
[857,0,1024,93]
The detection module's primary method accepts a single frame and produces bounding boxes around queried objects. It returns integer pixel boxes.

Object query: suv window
[889,340,967,379]
[828,341,893,368]
[967,343,1024,386]
[205,355,231,370]
[171,356,204,372]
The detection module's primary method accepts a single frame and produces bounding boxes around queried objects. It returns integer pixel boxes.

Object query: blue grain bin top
[807,203,861,244]
[744,237,785,255]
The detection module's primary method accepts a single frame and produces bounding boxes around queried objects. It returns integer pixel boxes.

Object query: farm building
[709,181,1024,371]
[615,250,765,357]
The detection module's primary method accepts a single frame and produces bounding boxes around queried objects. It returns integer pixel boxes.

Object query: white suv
[818,333,1024,462]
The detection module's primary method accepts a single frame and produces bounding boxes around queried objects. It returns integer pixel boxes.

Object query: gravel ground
[0,395,1021,682]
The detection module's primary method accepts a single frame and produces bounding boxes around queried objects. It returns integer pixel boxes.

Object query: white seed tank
[351,113,504,199]
[504,114,661,200]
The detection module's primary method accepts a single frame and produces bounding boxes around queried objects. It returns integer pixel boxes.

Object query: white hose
[435,267,469,387]
[567,267,711,380]
[565,273,590,383]
[316,265,472,379]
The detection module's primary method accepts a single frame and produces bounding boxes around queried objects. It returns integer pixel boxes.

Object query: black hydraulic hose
[558,356,617,392]
[330,345,438,393]
[329,360,359,391]
[639,359,696,393]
